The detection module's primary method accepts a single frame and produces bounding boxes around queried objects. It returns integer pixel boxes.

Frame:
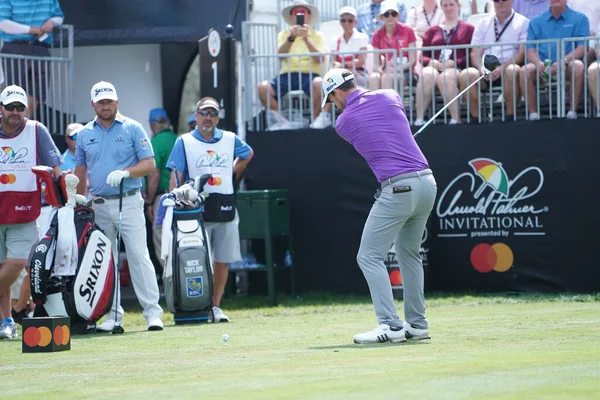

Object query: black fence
[244,119,599,294]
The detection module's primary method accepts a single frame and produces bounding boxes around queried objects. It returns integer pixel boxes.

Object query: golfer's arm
[74,166,88,195]
[124,157,155,178]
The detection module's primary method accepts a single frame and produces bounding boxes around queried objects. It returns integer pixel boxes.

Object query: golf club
[413,54,501,138]
[112,180,125,335]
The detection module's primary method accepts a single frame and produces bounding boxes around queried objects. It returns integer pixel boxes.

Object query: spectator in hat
[357,0,408,40]
[146,108,177,270]
[311,6,369,129]
[60,123,84,172]
[257,0,328,130]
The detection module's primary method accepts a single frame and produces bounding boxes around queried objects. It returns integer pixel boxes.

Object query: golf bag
[29,167,115,332]
[162,177,214,324]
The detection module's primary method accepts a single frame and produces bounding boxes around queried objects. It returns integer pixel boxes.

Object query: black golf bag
[29,167,116,334]
[163,179,214,324]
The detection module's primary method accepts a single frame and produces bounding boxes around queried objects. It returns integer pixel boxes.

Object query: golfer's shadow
[309,341,430,350]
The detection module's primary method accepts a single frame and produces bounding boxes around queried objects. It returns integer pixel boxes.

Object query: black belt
[381,169,433,188]
[91,188,140,202]
[6,40,51,48]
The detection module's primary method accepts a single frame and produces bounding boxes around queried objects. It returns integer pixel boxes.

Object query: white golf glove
[106,169,130,187]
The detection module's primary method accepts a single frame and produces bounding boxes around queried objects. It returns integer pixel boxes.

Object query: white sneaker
[96,319,123,333]
[353,323,407,344]
[212,306,230,323]
[0,318,17,339]
[414,118,425,126]
[404,322,431,340]
[309,112,332,129]
[147,317,163,331]
[528,112,540,121]
[267,120,294,131]
[449,119,459,125]
[566,111,577,120]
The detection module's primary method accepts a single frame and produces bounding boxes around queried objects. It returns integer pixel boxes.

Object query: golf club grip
[413,72,489,139]
[118,179,124,211]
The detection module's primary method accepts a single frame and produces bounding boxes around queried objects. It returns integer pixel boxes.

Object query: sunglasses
[4,104,26,112]
[68,134,77,141]
[197,110,219,118]
[382,11,399,18]
[340,18,355,23]
[493,0,509,2]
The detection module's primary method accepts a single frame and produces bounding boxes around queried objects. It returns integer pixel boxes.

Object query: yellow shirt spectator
[277,29,327,75]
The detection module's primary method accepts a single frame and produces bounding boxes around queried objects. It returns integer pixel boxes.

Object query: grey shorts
[204,210,241,263]
[11,268,26,299]
[0,221,38,262]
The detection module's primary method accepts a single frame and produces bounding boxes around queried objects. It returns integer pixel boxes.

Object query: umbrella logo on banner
[469,158,509,198]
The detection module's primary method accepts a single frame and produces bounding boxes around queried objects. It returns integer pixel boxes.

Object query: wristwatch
[287,35,295,43]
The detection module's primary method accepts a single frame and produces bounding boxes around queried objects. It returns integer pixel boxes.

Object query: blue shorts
[269,73,319,99]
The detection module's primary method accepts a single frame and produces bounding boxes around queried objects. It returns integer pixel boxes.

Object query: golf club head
[112,325,124,335]
[482,54,501,75]
[196,174,212,192]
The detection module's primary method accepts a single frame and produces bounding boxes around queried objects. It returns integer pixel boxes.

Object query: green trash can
[236,190,295,306]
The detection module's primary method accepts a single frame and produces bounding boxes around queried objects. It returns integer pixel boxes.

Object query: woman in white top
[407,0,444,48]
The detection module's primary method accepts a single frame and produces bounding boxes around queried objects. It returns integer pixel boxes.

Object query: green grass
[1,293,600,399]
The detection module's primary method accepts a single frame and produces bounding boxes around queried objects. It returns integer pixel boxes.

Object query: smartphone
[296,13,305,26]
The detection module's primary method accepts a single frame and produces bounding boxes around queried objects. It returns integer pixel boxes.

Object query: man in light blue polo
[60,123,83,172]
[322,68,436,344]
[74,81,163,332]
[519,0,589,120]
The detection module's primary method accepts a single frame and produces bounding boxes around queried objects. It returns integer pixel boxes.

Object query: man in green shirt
[146,108,177,268]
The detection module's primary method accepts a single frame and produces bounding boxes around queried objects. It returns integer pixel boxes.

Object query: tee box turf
[22,316,71,353]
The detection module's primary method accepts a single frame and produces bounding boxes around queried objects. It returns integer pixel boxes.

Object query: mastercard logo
[0,173,16,184]
[23,325,70,347]
[470,243,514,273]
[207,176,222,186]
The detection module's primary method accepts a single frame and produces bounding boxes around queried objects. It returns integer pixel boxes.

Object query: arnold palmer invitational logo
[436,158,548,239]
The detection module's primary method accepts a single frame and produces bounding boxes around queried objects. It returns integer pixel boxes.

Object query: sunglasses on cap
[382,11,399,18]
[197,110,219,118]
[340,18,355,23]
[3,104,26,112]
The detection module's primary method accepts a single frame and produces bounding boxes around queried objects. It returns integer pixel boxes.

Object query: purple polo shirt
[335,88,429,183]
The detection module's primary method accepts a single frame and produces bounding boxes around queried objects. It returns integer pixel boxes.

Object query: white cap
[321,68,355,108]
[0,85,28,106]
[91,81,118,103]
[339,6,357,18]
[379,0,399,15]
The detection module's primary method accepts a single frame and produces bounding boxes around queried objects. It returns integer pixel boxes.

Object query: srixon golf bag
[162,175,214,324]
[29,167,115,333]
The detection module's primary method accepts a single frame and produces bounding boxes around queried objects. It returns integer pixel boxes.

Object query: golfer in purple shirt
[323,68,437,344]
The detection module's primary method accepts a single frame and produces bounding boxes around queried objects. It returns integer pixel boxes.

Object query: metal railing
[561,36,600,119]
[0,25,74,135]
[240,36,600,130]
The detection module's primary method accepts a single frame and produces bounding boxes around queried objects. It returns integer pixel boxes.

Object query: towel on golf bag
[54,206,78,276]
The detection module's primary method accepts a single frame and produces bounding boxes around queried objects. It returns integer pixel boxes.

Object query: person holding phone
[257,0,328,131]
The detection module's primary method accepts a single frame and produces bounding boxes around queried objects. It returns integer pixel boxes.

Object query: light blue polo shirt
[526,7,590,62]
[60,149,75,172]
[166,127,252,181]
[75,113,154,197]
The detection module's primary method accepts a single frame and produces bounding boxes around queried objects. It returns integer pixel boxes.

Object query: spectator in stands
[459,0,529,120]
[519,0,589,120]
[60,123,83,172]
[512,0,552,20]
[369,0,417,90]
[0,0,64,117]
[358,0,408,40]
[407,0,444,48]
[471,0,495,14]
[570,0,600,64]
[311,6,369,129]
[588,25,600,118]
[415,0,475,125]
[257,0,327,131]
[145,108,177,273]
[188,113,197,132]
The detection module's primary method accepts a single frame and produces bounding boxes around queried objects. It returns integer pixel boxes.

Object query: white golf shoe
[212,306,230,323]
[404,322,431,340]
[353,323,406,344]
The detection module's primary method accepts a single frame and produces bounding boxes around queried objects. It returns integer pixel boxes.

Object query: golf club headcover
[32,166,65,207]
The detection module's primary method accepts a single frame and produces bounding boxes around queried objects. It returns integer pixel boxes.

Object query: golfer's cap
[379,0,399,15]
[0,85,27,106]
[91,81,118,103]
[196,97,220,112]
[149,108,168,123]
[321,68,355,108]
[66,123,84,137]
[339,6,357,18]
[188,113,197,124]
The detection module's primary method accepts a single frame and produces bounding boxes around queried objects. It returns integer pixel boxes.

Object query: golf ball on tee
[222,334,229,342]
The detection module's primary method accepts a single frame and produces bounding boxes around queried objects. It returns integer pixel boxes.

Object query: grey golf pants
[357,171,437,330]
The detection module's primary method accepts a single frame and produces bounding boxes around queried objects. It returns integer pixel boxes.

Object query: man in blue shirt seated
[167,97,254,323]
[519,0,589,120]
[357,0,407,40]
